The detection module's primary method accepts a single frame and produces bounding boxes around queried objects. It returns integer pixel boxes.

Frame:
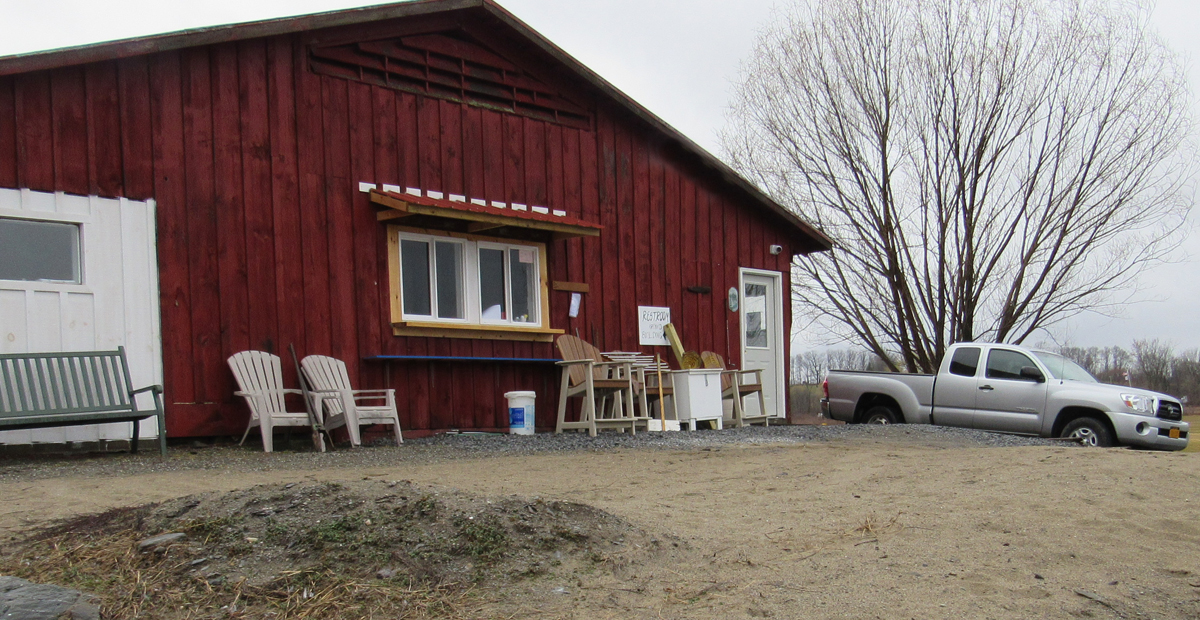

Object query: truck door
[973,348,1048,434]
[933,346,980,428]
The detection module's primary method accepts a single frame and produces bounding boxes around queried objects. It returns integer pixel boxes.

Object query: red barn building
[0,0,830,446]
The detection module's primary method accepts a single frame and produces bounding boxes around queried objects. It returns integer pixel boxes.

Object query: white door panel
[740,269,785,418]
[0,188,162,446]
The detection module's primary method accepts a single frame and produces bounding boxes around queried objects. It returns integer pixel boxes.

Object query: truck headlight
[1120,393,1156,415]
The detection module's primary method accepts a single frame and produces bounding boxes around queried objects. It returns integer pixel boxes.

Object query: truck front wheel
[1061,417,1115,447]
[862,406,899,425]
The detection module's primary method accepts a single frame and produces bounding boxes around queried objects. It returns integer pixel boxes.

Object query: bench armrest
[131,384,163,396]
[308,389,393,399]
[735,369,763,382]
[347,389,393,400]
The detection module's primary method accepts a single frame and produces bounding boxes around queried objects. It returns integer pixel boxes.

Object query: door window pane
[949,347,981,377]
[434,241,463,319]
[744,282,768,348]
[479,247,506,320]
[509,248,537,323]
[0,218,81,283]
[986,349,1037,380]
[400,239,431,316]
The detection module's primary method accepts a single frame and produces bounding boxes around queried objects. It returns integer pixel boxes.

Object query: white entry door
[739,269,785,418]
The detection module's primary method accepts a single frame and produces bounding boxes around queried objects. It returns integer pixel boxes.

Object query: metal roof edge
[0,0,482,77]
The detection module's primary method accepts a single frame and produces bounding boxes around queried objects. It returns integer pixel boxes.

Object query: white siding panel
[90,196,125,351]
[0,290,33,444]
[61,292,96,351]
[60,292,101,443]
[0,289,27,353]
[28,291,63,353]
[121,199,163,436]
[58,193,92,217]
[0,189,18,210]
[0,428,33,446]
[27,291,66,444]
[91,197,128,442]
[21,188,56,213]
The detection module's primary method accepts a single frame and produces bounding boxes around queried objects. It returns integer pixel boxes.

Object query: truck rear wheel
[1061,417,1114,447]
[862,406,899,425]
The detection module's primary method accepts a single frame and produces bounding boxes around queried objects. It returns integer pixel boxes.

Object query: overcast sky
[0,0,1195,351]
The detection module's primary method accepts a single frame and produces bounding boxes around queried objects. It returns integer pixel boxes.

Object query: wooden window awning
[371,189,601,239]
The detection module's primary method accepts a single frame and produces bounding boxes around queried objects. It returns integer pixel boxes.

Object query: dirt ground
[3,430,1200,619]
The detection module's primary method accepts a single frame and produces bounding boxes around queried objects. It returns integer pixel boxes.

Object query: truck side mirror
[1019,366,1045,383]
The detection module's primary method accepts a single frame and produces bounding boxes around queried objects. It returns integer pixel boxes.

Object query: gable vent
[310,32,593,130]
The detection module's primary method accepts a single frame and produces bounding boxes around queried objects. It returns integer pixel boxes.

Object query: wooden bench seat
[0,348,166,455]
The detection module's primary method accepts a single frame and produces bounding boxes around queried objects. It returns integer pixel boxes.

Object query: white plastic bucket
[504,391,536,435]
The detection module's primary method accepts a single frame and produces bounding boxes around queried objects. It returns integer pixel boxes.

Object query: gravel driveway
[0,423,1066,483]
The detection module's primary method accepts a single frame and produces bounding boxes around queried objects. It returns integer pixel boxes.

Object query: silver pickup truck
[820,342,1189,450]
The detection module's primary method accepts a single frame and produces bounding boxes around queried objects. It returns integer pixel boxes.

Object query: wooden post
[655,353,666,427]
[664,323,686,366]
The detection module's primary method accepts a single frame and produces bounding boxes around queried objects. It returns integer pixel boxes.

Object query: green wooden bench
[0,348,166,455]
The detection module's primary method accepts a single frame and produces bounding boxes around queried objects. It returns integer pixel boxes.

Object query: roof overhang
[370,188,602,240]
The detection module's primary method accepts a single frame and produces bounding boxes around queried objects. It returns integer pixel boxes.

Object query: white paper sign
[569,292,581,318]
[638,306,671,346]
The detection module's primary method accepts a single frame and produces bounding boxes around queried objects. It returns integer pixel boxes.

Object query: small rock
[284,482,297,489]
[552,586,569,595]
[1034,574,1044,580]
[0,575,100,620]
[376,568,395,579]
[137,532,186,552]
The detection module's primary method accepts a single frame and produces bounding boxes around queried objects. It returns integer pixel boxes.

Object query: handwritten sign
[638,306,671,346]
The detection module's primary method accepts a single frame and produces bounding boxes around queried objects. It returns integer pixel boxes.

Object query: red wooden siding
[0,18,809,437]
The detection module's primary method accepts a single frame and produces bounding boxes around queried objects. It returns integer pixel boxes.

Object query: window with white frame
[395,230,544,328]
[0,217,82,284]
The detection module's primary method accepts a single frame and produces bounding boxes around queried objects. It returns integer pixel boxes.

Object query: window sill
[392,321,564,342]
[0,280,91,294]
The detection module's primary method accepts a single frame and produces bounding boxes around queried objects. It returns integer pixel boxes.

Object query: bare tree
[724,0,1194,372]
[1133,339,1174,394]
[791,348,888,384]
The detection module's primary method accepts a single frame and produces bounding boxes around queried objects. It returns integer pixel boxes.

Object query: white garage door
[0,188,162,446]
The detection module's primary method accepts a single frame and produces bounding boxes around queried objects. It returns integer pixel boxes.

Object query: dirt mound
[1,480,683,619]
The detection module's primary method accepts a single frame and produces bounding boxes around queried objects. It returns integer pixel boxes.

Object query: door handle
[978,385,994,391]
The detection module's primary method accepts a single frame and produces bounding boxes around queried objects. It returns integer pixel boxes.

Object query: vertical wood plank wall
[0,30,805,437]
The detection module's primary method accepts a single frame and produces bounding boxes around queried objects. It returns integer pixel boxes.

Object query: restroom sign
[638,306,671,346]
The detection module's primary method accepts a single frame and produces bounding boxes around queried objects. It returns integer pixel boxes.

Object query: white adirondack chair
[300,355,403,447]
[228,350,334,453]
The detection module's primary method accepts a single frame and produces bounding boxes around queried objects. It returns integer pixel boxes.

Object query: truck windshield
[1031,352,1098,383]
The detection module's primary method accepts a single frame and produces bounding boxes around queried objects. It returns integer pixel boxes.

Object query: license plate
[1169,428,1180,439]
